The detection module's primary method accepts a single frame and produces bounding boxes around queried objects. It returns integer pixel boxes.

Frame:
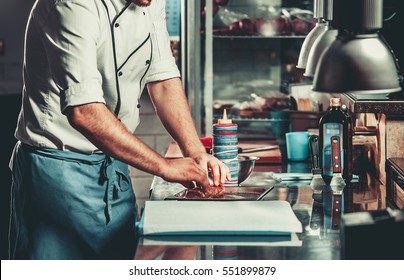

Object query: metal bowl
[238,156,259,183]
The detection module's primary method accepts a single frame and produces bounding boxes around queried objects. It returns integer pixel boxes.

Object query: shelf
[340,92,404,116]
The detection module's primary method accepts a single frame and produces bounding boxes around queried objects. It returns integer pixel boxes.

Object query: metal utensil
[309,195,324,231]
[238,156,260,183]
[271,173,313,181]
[329,136,346,194]
[309,135,326,194]
[256,186,275,201]
[238,145,278,154]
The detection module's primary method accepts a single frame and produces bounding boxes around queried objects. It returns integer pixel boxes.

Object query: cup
[285,131,309,161]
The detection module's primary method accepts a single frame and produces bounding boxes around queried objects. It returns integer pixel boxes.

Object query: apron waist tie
[101,155,127,224]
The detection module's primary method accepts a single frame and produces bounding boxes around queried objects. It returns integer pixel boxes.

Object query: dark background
[381,0,404,82]
[0,0,36,260]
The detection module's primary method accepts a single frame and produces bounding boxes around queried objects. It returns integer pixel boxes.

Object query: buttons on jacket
[145,60,150,66]
[118,71,123,76]
[114,23,120,28]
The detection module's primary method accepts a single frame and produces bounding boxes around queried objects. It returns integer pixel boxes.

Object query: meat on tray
[184,184,225,199]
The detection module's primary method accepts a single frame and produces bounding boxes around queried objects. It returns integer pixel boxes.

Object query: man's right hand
[160,157,211,190]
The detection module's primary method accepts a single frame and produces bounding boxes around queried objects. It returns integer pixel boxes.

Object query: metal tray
[165,186,274,201]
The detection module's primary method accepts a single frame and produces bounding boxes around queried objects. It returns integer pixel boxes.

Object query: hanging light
[296,0,330,69]
[304,0,335,78]
[312,0,401,94]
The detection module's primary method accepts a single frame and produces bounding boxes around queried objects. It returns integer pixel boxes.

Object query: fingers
[209,161,221,186]
[221,161,231,181]
[197,173,211,191]
[211,161,229,186]
[207,157,230,186]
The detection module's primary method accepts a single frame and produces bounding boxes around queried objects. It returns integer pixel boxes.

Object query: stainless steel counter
[135,162,393,260]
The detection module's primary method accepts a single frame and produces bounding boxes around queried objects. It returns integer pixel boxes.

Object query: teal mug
[285,131,309,161]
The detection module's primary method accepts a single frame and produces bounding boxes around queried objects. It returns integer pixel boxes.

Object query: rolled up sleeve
[39,0,105,112]
[145,1,180,83]
[61,79,105,111]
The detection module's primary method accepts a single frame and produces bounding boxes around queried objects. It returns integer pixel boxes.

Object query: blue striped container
[213,123,238,187]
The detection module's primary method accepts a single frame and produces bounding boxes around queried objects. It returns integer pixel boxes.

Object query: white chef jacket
[15,0,180,153]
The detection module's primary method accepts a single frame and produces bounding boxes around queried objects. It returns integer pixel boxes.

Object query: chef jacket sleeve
[39,0,105,112]
[145,0,181,83]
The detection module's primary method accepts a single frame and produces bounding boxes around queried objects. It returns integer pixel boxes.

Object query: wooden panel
[238,140,282,164]
[165,140,282,164]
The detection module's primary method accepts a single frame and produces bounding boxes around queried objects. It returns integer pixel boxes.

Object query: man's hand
[189,152,231,188]
[160,157,211,189]
[159,153,230,192]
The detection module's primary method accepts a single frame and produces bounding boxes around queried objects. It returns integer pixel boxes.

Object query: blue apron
[8,141,138,259]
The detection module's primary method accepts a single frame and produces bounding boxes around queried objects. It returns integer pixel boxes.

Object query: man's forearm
[147,78,205,157]
[147,77,231,187]
[64,102,167,176]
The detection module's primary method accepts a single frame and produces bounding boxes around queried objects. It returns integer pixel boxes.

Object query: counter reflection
[134,245,199,260]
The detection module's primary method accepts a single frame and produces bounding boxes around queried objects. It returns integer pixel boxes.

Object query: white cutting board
[138,200,302,236]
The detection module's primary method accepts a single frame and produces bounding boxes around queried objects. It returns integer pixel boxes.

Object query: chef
[8,0,229,259]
